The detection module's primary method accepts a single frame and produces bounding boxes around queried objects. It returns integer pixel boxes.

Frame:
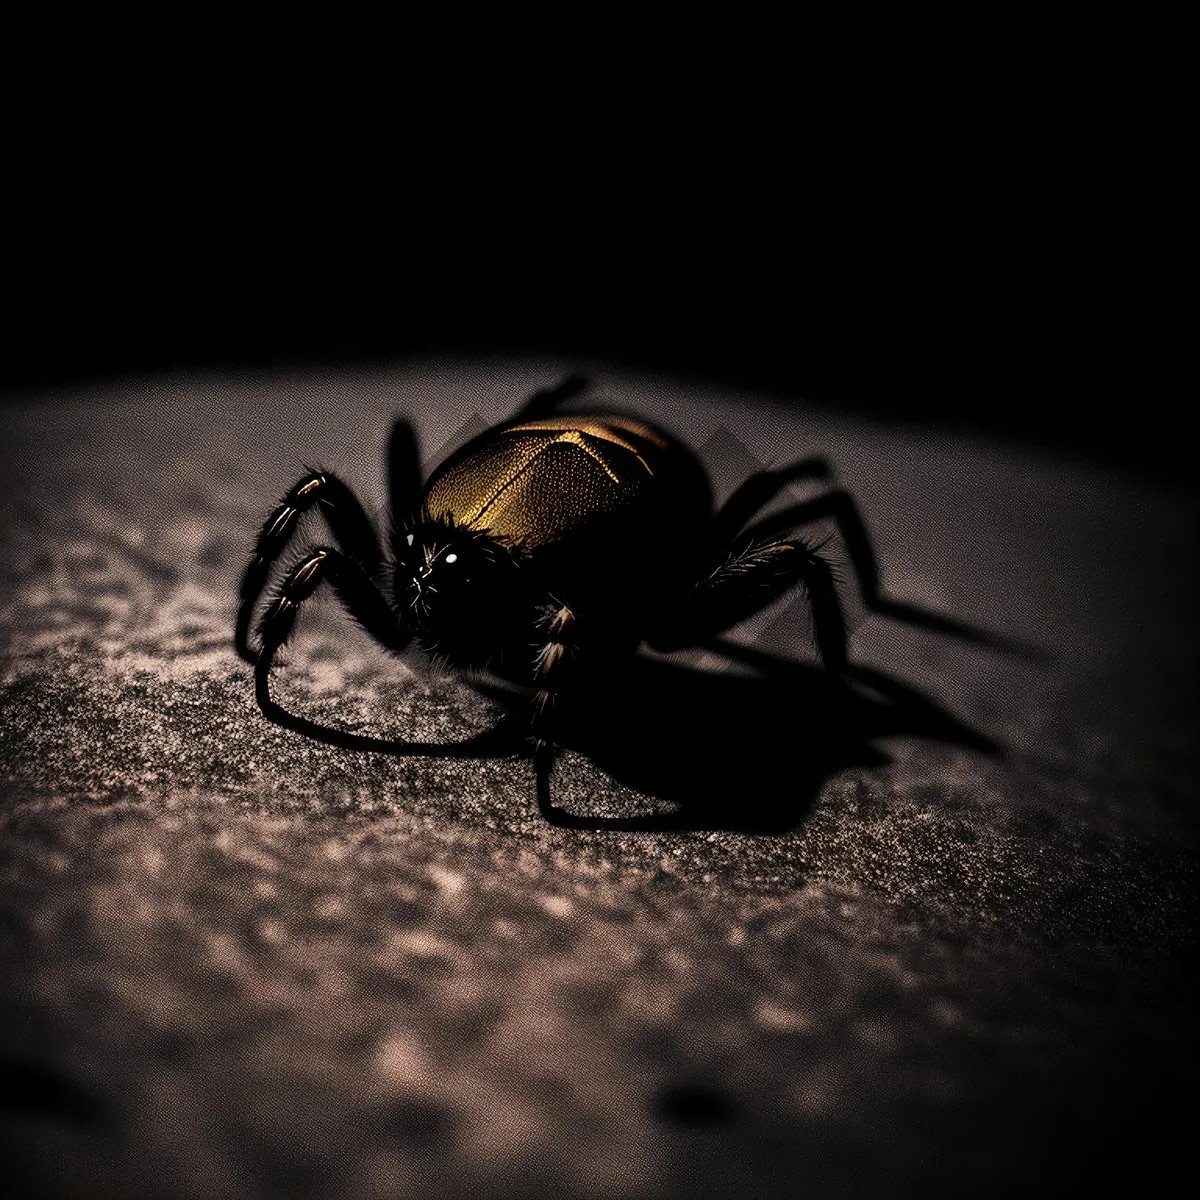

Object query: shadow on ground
[258,639,999,835]
[551,648,998,833]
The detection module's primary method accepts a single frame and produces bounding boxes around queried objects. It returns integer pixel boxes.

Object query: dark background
[1,19,1166,472]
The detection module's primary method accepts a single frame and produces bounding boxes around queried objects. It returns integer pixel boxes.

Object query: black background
[2,19,1166,472]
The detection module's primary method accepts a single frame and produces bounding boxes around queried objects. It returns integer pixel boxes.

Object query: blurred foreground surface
[0,362,1194,1197]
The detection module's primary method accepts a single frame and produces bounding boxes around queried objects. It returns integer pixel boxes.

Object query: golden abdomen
[422,414,684,550]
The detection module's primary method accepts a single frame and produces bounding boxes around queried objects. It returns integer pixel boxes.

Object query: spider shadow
[256,641,1000,836]
[504,640,999,834]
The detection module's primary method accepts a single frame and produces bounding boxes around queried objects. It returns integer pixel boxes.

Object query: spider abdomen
[422,413,708,552]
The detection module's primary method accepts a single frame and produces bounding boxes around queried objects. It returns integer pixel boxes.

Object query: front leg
[237,472,386,663]
[254,545,408,711]
[253,547,536,762]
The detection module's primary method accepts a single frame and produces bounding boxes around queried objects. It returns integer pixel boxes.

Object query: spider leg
[253,546,529,759]
[254,545,409,710]
[236,472,384,664]
[387,417,424,526]
[649,538,848,674]
[740,489,881,608]
[711,456,831,547]
[526,602,586,825]
[513,373,590,421]
[733,488,1042,655]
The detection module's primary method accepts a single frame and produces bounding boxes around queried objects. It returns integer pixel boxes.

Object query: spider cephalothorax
[236,376,896,821]
[393,515,531,670]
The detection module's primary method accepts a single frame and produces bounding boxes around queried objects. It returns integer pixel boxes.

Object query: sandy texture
[1,362,1195,1197]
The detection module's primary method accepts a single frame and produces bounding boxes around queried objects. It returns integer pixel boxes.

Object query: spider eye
[445,553,458,564]
[406,533,414,545]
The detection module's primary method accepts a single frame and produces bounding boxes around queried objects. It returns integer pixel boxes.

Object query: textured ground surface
[0,361,1195,1197]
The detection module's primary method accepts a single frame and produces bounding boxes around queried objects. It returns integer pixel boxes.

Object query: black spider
[236,376,949,821]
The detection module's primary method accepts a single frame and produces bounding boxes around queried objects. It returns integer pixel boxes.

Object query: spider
[236,376,902,822]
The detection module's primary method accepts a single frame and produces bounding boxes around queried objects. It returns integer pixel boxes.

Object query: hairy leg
[237,472,384,663]
[649,537,848,674]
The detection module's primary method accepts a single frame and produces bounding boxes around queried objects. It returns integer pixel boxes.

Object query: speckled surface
[0,362,1195,1197]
